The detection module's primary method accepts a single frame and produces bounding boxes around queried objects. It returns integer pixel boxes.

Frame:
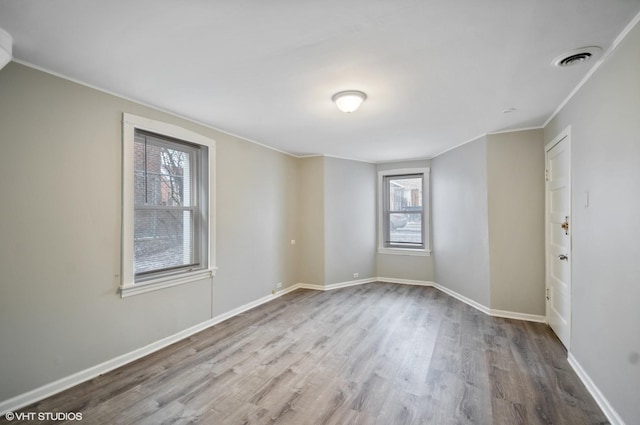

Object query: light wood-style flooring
[7,282,607,424]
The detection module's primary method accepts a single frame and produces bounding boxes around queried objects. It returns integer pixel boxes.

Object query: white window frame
[377,167,431,256]
[121,113,217,297]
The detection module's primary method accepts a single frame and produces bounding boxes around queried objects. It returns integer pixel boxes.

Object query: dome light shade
[0,27,13,71]
[332,90,366,113]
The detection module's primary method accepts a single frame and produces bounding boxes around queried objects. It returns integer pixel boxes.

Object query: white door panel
[545,128,571,348]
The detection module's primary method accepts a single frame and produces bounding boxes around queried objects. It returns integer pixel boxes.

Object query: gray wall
[215,132,300,313]
[432,138,491,307]
[544,21,640,424]
[0,63,300,401]
[298,157,325,285]
[376,159,434,281]
[486,130,545,315]
[431,131,546,316]
[324,157,376,284]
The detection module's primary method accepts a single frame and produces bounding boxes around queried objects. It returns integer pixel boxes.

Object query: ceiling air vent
[552,46,601,68]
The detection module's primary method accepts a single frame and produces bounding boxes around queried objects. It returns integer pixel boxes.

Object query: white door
[545,127,571,348]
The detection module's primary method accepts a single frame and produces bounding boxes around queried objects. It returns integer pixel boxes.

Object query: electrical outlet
[276,282,282,289]
[290,240,296,245]
[353,273,359,279]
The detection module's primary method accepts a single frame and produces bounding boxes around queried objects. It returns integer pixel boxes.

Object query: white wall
[0,63,300,402]
[544,19,640,424]
[432,137,491,306]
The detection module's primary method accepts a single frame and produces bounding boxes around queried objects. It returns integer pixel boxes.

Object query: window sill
[120,267,217,298]
[378,247,431,257]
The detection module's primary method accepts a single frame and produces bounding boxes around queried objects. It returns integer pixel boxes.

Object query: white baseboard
[295,282,325,291]
[298,278,545,323]
[432,282,492,315]
[0,277,546,415]
[568,353,627,425]
[0,316,213,415]
[377,277,434,287]
[297,277,377,292]
[488,308,546,323]
[0,287,292,416]
[431,282,546,323]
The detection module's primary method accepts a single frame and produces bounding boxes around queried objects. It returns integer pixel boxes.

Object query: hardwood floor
[6,283,607,424]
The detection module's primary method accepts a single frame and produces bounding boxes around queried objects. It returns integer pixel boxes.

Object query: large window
[121,114,216,297]
[134,130,203,277]
[378,168,430,255]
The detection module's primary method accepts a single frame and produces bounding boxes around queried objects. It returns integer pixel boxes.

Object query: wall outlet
[276,282,282,289]
[353,273,359,279]
[290,239,296,245]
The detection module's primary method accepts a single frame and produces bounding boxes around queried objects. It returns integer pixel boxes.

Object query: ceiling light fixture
[332,90,367,113]
[0,27,13,71]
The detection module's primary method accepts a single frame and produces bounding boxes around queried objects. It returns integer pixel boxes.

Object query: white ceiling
[1,1,639,162]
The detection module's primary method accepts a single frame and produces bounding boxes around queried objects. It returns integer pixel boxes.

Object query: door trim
[545,125,572,349]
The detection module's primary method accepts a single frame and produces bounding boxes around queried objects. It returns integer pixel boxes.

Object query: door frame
[545,125,572,349]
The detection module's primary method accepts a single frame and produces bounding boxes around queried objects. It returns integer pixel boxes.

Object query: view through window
[384,174,424,248]
[134,130,204,279]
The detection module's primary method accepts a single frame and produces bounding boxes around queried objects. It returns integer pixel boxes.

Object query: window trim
[121,113,217,297]
[377,167,431,256]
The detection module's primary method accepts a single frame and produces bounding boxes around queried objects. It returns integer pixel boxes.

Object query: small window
[121,114,216,297]
[378,168,430,255]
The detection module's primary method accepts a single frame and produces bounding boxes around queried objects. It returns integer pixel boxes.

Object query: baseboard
[0,287,293,416]
[432,282,492,316]
[0,315,214,415]
[296,278,545,324]
[296,282,325,291]
[431,282,546,323]
[488,308,546,323]
[567,353,627,425]
[0,278,547,415]
[297,277,377,292]
[377,277,434,287]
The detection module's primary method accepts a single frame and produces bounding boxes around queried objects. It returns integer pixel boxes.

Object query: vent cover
[553,47,602,68]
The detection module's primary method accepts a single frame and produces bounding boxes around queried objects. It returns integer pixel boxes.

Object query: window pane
[133,130,201,279]
[134,135,193,207]
[388,177,422,211]
[389,213,422,244]
[134,209,194,274]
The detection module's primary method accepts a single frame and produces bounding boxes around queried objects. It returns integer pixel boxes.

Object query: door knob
[558,254,568,261]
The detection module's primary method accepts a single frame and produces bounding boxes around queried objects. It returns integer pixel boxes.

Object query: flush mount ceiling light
[332,90,367,113]
[0,27,12,70]
[552,46,602,68]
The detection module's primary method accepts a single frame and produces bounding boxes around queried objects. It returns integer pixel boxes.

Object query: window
[121,114,216,297]
[378,168,430,256]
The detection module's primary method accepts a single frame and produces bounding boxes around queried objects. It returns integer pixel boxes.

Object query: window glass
[133,130,201,279]
[384,174,424,248]
[121,113,216,297]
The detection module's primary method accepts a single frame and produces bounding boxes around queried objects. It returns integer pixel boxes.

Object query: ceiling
[1,1,639,163]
